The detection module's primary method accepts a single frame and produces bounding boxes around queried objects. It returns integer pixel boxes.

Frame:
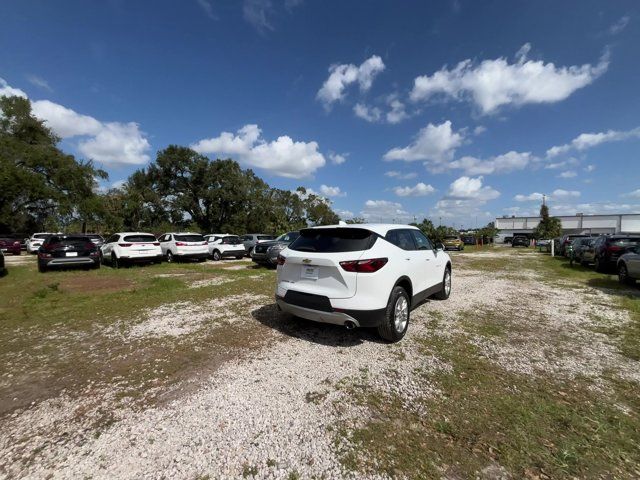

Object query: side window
[411,230,433,250]
[158,235,165,242]
[386,229,416,251]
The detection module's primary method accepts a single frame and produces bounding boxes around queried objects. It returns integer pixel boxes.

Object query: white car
[275,224,452,342]
[26,233,58,253]
[203,234,246,261]
[158,232,209,262]
[100,232,162,268]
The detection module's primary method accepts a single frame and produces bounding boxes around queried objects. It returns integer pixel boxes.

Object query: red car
[0,237,21,256]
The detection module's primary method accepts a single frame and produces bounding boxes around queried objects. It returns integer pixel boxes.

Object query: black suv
[511,236,529,247]
[37,234,101,272]
[592,235,640,272]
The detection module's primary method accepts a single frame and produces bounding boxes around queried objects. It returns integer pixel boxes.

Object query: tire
[236,255,244,260]
[433,267,452,300]
[93,261,101,270]
[111,253,120,269]
[248,247,254,257]
[212,250,221,261]
[377,286,410,343]
[618,263,636,285]
[166,251,174,263]
[594,256,605,273]
[580,260,589,267]
[38,262,47,273]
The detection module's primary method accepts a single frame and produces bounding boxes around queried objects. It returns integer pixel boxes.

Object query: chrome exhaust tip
[344,321,356,330]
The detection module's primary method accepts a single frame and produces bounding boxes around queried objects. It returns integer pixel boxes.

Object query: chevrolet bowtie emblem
[302,259,312,264]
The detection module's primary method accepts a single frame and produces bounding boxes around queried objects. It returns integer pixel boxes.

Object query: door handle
[405,258,411,261]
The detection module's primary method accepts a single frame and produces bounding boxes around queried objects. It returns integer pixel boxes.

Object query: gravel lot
[1,247,638,479]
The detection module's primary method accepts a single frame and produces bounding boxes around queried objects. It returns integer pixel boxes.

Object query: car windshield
[257,235,275,241]
[276,232,300,243]
[123,235,157,243]
[289,228,375,253]
[221,236,242,245]
[175,234,204,242]
[611,238,640,247]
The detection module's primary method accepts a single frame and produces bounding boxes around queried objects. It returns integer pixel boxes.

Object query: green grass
[339,335,640,479]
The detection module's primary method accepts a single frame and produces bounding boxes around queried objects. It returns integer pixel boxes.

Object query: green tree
[0,95,107,233]
[346,217,366,224]
[532,204,562,239]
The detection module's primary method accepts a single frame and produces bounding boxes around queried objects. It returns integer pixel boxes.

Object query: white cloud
[393,182,435,197]
[447,175,500,201]
[383,121,464,168]
[328,151,347,165]
[191,124,325,178]
[473,125,487,135]
[319,184,346,197]
[584,164,596,173]
[609,15,630,35]
[0,77,27,98]
[243,0,274,33]
[448,151,532,175]
[353,103,381,122]
[386,97,408,124]
[0,78,151,166]
[544,157,579,170]
[410,44,609,114]
[196,0,218,20]
[514,189,580,202]
[26,74,52,92]
[549,202,640,216]
[558,170,577,178]
[546,127,640,157]
[623,189,640,199]
[336,208,354,219]
[385,171,417,180]
[360,199,412,223]
[317,55,385,109]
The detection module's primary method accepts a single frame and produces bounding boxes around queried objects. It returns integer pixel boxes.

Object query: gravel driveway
[1,248,638,479]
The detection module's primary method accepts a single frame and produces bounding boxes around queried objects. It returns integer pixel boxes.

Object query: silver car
[241,234,276,256]
[618,245,640,285]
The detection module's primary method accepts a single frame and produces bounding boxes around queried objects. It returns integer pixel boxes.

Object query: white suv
[276,224,452,342]
[204,234,246,261]
[158,232,209,262]
[26,233,58,253]
[100,232,162,268]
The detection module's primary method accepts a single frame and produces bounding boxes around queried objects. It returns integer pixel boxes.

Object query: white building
[495,213,640,241]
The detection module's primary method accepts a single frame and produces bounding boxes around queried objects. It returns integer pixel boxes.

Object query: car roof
[114,232,157,236]
[307,223,419,236]
[164,232,202,235]
[205,233,236,236]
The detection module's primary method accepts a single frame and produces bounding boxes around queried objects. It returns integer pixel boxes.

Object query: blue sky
[1,0,639,227]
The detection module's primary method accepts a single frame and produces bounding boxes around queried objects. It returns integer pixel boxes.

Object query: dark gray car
[251,231,299,267]
[242,234,276,256]
[617,245,640,285]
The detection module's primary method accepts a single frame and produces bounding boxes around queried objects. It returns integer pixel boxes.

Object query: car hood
[259,240,289,248]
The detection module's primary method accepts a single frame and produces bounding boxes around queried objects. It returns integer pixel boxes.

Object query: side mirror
[435,242,444,251]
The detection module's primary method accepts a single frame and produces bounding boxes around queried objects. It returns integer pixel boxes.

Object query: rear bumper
[41,257,99,267]
[175,251,209,259]
[119,254,163,263]
[252,251,276,264]
[276,295,386,328]
[0,248,20,255]
[219,249,245,258]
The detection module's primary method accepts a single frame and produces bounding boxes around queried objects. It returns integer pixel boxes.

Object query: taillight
[608,245,622,252]
[38,252,52,258]
[175,242,186,246]
[118,243,132,247]
[340,258,388,273]
[153,242,160,246]
[277,254,286,266]
[201,242,207,245]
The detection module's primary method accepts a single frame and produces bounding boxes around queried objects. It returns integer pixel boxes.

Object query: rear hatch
[608,237,640,260]
[279,227,376,299]
[122,234,159,256]
[220,236,245,252]
[174,234,207,253]
[46,236,95,258]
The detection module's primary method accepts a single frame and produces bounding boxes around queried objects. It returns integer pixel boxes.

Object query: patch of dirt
[59,276,135,294]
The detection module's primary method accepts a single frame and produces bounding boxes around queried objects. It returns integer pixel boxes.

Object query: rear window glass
[86,234,103,240]
[445,236,459,240]
[175,234,204,242]
[610,238,640,246]
[49,236,91,245]
[258,235,275,241]
[221,236,242,244]
[290,228,375,253]
[34,234,50,239]
[123,235,157,243]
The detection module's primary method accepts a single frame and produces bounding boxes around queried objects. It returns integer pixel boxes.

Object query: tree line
[0,96,338,235]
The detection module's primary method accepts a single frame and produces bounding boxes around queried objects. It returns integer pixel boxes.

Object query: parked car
[100,232,162,268]
[158,232,209,262]
[241,234,276,256]
[275,224,451,342]
[204,234,246,261]
[503,237,513,244]
[252,231,300,267]
[0,249,5,274]
[558,234,591,257]
[37,234,101,272]
[570,237,596,266]
[593,235,640,272]
[461,235,476,246]
[84,234,105,248]
[26,233,59,253]
[511,236,529,248]
[617,245,640,285]
[442,235,464,251]
[0,237,21,255]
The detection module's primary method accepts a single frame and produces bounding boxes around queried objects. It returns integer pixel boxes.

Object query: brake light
[38,252,52,258]
[340,258,388,273]
[608,245,623,252]
[201,242,207,246]
[118,243,132,247]
[277,254,286,266]
[175,242,186,246]
[153,242,160,246]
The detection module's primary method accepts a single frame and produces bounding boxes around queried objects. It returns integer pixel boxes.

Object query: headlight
[268,245,285,253]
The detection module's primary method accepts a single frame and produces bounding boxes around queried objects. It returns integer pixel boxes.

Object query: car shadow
[251,303,386,347]
[586,277,640,297]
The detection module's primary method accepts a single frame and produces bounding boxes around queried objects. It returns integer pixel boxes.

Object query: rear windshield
[445,236,459,240]
[123,235,157,243]
[175,234,204,242]
[33,234,50,239]
[610,238,640,246]
[221,236,242,244]
[48,236,91,245]
[289,228,375,253]
[258,235,275,241]
[86,234,103,240]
